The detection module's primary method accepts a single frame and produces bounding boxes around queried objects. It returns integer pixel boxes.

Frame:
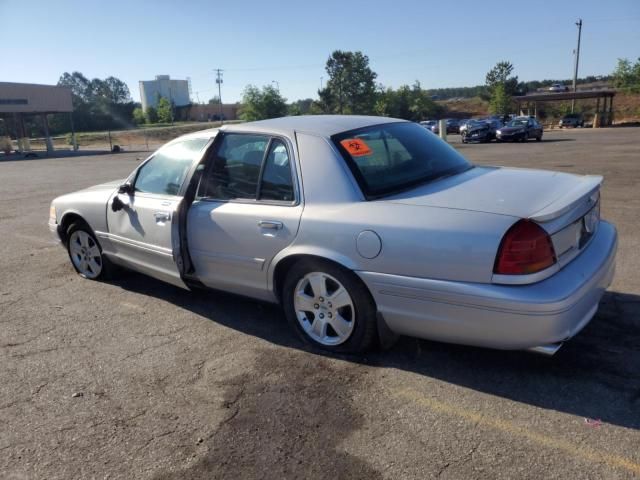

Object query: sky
[1,0,639,104]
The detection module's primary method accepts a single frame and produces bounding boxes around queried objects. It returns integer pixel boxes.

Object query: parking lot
[1,127,639,479]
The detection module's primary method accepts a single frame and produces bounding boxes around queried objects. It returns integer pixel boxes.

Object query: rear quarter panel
[271,132,517,284]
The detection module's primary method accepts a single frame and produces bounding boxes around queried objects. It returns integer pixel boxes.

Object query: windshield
[506,119,528,127]
[332,122,472,198]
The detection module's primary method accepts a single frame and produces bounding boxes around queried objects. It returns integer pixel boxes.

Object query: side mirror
[118,183,134,195]
[112,195,126,212]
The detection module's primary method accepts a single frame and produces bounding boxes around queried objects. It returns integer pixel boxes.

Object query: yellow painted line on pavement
[396,388,640,475]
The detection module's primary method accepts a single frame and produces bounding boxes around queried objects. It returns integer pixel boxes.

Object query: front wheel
[282,259,377,353]
[66,222,111,280]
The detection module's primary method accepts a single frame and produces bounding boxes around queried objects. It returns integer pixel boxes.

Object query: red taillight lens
[494,220,556,275]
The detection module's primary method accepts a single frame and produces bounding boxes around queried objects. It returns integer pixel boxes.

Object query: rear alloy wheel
[283,259,377,353]
[66,223,109,280]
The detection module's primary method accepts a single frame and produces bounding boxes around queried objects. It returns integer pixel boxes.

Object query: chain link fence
[4,121,241,156]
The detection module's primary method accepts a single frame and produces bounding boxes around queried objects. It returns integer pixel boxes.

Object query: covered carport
[514,90,616,127]
[0,82,75,154]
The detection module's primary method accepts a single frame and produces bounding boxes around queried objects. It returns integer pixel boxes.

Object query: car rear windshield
[332,122,472,198]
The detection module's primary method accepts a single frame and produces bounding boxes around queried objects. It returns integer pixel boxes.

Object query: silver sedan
[49,116,617,355]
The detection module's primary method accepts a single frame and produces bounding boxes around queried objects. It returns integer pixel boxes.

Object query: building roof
[0,82,73,113]
[514,89,616,102]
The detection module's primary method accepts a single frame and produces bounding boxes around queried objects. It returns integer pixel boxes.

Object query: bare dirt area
[1,127,639,479]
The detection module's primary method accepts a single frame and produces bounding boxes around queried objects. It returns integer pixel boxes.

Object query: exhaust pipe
[526,343,563,356]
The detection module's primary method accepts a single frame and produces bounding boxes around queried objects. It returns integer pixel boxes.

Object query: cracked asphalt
[1,127,639,479]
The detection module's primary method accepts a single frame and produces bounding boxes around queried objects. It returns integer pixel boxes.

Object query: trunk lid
[385,166,601,221]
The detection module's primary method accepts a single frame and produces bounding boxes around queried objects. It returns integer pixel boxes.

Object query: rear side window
[259,139,294,202]
[198,134,295,203]
[332,122,471,198]
[198,134,269,200]
[135,138,208,195]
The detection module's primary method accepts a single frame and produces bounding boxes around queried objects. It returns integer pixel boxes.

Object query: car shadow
[537,138,576,143]
[108,272,640,431]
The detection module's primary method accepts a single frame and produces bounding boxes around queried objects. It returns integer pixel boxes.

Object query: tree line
[240,50,445,122]
[33,53,637,136]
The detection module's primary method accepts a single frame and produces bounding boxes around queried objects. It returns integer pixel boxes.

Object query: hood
[80,179,125,192]
[384,166,599,219]
[499,126,525,133]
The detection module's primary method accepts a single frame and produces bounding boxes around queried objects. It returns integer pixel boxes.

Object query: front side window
[135,138,208,195]
[332,122,471,198]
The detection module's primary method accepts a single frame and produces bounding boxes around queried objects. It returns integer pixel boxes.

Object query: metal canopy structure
[514,90,616,127]
[0,82,75,153]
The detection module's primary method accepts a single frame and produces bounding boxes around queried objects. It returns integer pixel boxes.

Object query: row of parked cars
[420,116,544,143]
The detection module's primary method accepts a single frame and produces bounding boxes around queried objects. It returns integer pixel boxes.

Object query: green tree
[288,98,314,116]
[145,106,158,124]
[489,84,511,116]
[612,58,640,93]
[315,50,377,114]
[485,61,519,96]
[132,107,146,125]
[54,71,135,132]
[375,82,443,121]
[156,97,173,123]
[239,85,288,121]
[207,96,221,104]
[485,61,517,115]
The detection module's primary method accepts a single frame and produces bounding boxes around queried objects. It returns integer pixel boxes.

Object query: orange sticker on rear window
[340,138,373,157]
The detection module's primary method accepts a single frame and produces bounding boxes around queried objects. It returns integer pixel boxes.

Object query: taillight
[494,220,556,275]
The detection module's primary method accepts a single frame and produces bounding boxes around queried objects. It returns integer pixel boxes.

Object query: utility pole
[215,69,224,124]
[271,80,280,91]
[320,76,323,90]
[571,18,582,113]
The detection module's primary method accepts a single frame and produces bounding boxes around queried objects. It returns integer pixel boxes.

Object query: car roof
[175,115,408,141]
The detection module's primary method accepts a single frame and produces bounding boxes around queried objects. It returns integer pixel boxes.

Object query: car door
[526,118,535,138]
[187,132,303,300]
[531,118,541,137]
[105,137,210,288]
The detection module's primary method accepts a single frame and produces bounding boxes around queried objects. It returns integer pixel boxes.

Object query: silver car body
[49,116,617,352]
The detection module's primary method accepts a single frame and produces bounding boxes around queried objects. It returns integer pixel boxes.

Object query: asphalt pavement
[1,127,639,479]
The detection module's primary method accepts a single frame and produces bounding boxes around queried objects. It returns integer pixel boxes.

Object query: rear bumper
[357,221,617,350]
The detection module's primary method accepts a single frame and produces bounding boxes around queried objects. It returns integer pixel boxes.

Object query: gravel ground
[1,127,639,479]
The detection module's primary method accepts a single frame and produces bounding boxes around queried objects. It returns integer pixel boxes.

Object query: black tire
[282,258,377,354]
[66,221,114,280]
[536,135,542,141]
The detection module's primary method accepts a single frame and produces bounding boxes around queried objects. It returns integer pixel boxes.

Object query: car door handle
[154,211,171,222]
[258,220,283,230]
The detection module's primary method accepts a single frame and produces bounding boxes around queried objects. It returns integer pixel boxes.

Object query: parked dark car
[461,121,493,143]
[559,113,584,128]
[446,119,461,134]
[496,117,543,142]
[485,119,504,139]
